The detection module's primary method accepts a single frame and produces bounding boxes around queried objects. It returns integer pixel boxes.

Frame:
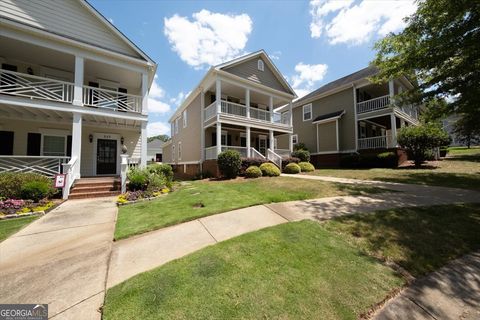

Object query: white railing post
[390,114,397,147]
[62,163,71,200]
[71,112,82,179]
[73,56,84,106]
[120,154,129,194]
[216,122,222,156]
[269,130,274,151]
[246,126,251,157]
[269,96,274,123]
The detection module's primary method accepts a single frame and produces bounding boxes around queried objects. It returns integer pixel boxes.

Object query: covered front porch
[357,113,413,150]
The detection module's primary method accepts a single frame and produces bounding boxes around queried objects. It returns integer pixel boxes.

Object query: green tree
[147,134,170,143]
[453,114,480,148]
[373,0,480,129]
[397,123,451,168]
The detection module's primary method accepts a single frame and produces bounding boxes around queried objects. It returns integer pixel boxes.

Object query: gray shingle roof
[312,110,345,123]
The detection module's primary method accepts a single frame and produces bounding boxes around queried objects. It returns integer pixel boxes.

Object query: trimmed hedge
[340,152,399,168]
[284,163,301,174]
[245,166,262,178]
[217,150,242,179]
[0,172,56,199]
[291,149,310,162]
[298,162,315,172]
[259,163,281,177]
[281,157,300,170]
[20,180,54,202]
[240,157,269,174]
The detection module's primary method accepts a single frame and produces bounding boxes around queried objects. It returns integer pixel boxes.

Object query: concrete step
[69,190,121,199]
[70,186,117,194]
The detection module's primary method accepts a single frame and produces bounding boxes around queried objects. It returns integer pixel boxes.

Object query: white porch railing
[356,95,391,114]
[204,101,217,121]
[62,156,78,199]
[0,69,74,103]
[0,156,69,178]
[83,86,142,113]
[205,146,217,160]
[221,100,247,117]
[267,149,282,169]
[358,136,389,149]
[399,104,419,120]
[250,147,266,159]
[205,146,266,160]
[250,107,270,122]
[222,146,248,157]
[274,149,291,157]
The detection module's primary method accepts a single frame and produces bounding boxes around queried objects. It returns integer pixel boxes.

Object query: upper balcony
[202,78,292,131]
[0,35,146,115]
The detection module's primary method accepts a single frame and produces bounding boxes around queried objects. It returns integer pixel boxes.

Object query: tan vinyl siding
[169,93,201,163]
[276,133,289,150]
[292,88,355,153]
[0,0,141,58]
[223,57,290,94]
[317,122,337,152]
[162,143,172,163]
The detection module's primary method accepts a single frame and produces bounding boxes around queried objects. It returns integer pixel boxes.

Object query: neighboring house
[277,66,419,166]
[147,139,164,162]
[0,0,156,197]
[163,50,296,177]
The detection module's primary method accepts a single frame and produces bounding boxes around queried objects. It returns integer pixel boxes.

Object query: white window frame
[183,110,187,128]
[178,142,182,160]
[302,104,312,121]
[175,118,179,134]
[221,130,228,146]
[171,122,175,137]
[292,134,298,145]
[172,144,175,162]
[257,59,264,71]
[41,134,67,157]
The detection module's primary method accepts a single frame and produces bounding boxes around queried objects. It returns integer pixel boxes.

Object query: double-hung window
[175,118,179,134]
[303,104,312,121]
[292,134,298,145]
[178,142,182,160]
[183,110,187,128]
[42,135,66,156]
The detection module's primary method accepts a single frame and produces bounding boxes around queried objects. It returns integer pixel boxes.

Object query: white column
[216,122,222,156]
[269,130,274,151]
[246,126,251,157]
[200,92,205,161]
[288,133,293,152]
[140,121,147,168]
[269,96,274,123]
[141,72,149,115]
[120,154,129,193]
[216,78,222,114]
[73,56,84,106]
[390,113,397,147]
[245,88,250,118]
[71,112,82,179]
[288,102,293,126]
[389,80,395,97]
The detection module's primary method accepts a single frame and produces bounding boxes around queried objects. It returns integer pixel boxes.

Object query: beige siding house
[278,66,419,166]
[163,50,296,176]
[0,0,156,197]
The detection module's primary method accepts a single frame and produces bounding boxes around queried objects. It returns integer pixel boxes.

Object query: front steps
[69,177,121,199]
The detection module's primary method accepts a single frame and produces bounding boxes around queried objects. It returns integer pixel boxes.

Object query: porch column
[246,126,251,157]
[288,133,293,152]
[200,92,205,161]
[71,112,82,179]
[73,56,84,106]
[216,122,222,156]
[245,88,250,118]
[389,80,395,97]
[390,114,397,147]
[288,102,293,126]
[269,130,274,151]
[140,121,147,168]
[141,72,149,115]
[216,78,222,114]
[269,96,274,123]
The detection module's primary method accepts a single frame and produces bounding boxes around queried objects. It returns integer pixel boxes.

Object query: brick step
[69,190,121,199]
[72,182,120,189]
[70,186,118,194]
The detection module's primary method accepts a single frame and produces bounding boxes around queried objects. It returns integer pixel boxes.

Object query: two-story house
[0,0,156,198]
[277,66,419,167]
[163,50,296,177]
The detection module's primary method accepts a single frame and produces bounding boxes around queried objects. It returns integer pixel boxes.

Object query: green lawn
[447,146,480,156]
[0,216,38,242]
[324,203,480,277]
[104,221,403,320]
[115,176,386,240]
[310,148,480,191]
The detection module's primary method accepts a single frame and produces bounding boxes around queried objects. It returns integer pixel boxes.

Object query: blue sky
[90,0,416,137]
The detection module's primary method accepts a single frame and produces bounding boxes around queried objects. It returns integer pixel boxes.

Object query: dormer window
[257,59,264,71]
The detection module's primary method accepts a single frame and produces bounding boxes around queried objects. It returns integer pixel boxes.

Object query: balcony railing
[356,95,391,114]
[0,69,74,103]
[358,136,390,149]
[83,86,142,113]
[204,100,290,126]
[0,156,70,178]
[204,146,267,160]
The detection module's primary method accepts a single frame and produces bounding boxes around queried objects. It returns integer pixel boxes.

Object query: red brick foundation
[172,163,201,180]
[310,153,341,168]
[201,159,220,178]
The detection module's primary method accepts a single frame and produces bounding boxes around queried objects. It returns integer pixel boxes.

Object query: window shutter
[212,132,216,146]
[27,133,41,156]
[67,135,72,157]
[0,131,14,155]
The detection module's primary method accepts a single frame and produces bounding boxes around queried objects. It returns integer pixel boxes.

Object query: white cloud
[269,51,282,61]
[291,62,328,97]
[164,10,253,68]
[169,91,190,106]
[108,18,114,24]
[148,75,171,114]
[147,121,170,137]
[309,0,416,45]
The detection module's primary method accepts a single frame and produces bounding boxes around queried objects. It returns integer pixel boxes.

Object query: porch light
[89,134,93,143]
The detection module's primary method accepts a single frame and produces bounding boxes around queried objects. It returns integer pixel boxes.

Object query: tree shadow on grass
[377,172,480,191]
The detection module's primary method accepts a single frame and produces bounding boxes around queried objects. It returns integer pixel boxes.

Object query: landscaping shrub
[340,152,398,168]
[259,163,281,177]
[20,180,52,202]
[217,150,242,179]
[148,163,174,181]
[240,157,269,174]
[245,166,262,178]
[340,154,360,168]
[283,163,301,174]
[291,149,310,162]
[127,168,149,191]
[281,157,300,170]
[358,154,378,168]
[293,143,308,151]
[377,152,398,168]
[298,162,315,172]
[146,174,167,192]
[0,172,56,199]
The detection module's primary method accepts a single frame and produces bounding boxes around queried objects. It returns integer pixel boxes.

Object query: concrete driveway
[0,197,117,320]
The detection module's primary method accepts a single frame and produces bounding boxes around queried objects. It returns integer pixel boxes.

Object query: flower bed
[0,198,59,219]
[116,188,170,206]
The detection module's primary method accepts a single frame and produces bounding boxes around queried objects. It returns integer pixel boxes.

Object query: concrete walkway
[0,197,117,320]
[374,251,480,320]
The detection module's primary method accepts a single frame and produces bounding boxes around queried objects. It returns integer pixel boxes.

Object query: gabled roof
[312,110,345,124]
[295,66,379,107]
[215,50,296,96]
[147,140,164,149]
